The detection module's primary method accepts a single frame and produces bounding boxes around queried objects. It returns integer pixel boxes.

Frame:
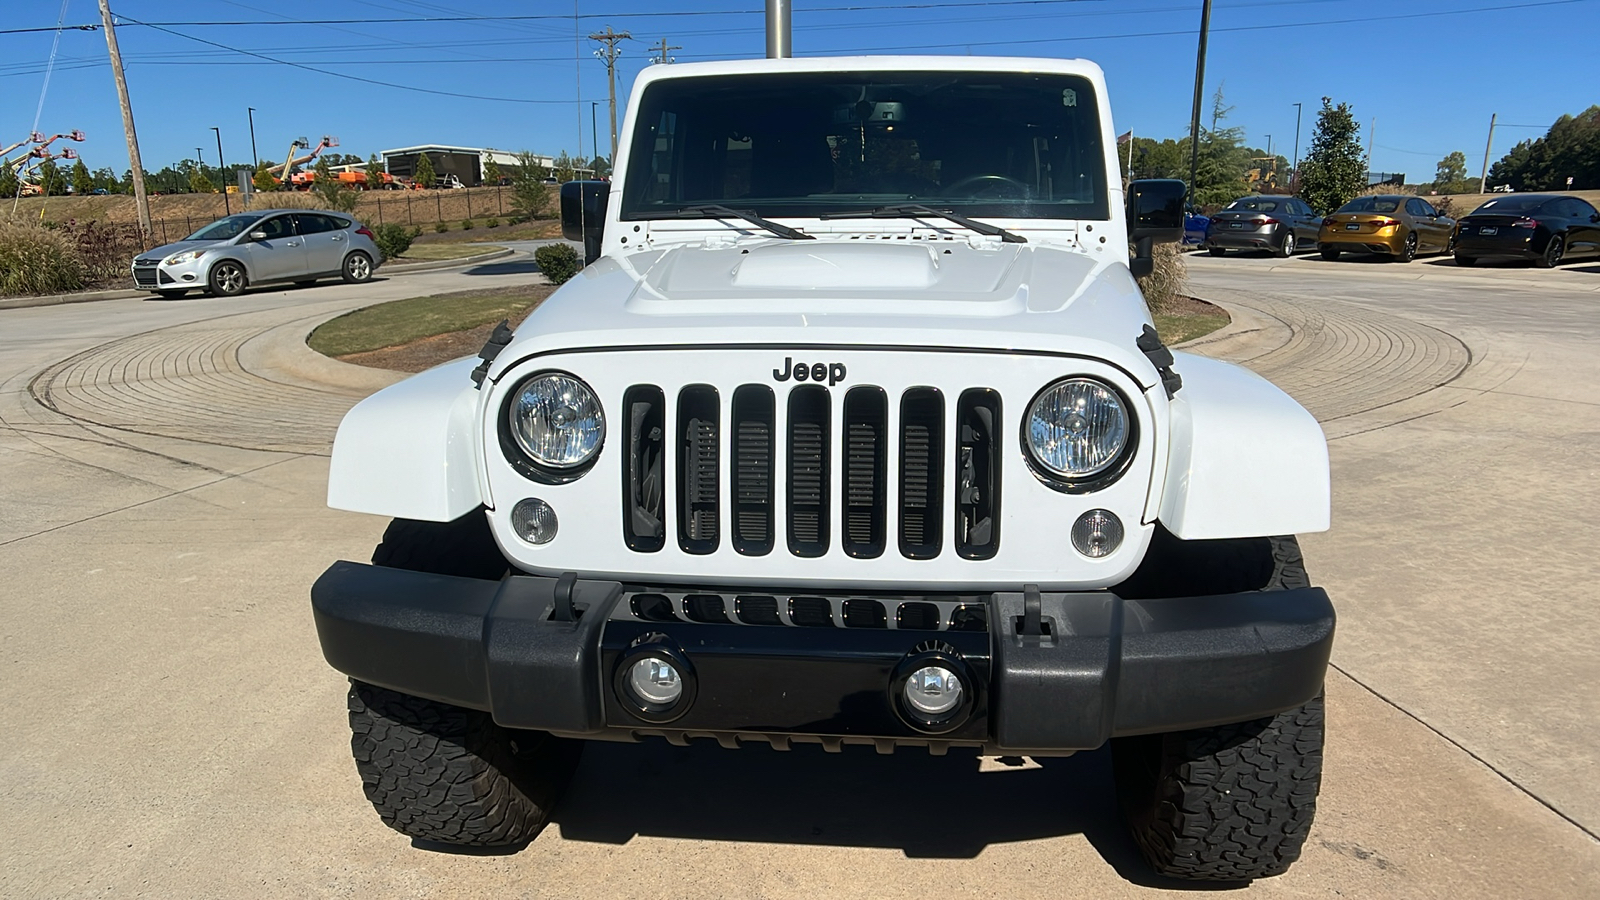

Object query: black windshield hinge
[1137,324,1183,398]
[470,319,516,388]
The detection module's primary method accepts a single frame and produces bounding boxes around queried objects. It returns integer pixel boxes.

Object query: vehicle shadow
[544,738,1245,890]
[464,259,544,276]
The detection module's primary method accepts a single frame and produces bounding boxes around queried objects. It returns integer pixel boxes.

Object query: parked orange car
[1316,194,1456,262]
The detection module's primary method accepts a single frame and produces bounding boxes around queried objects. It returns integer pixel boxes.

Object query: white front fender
[1158,353,1330,539]
[328,358,486,521]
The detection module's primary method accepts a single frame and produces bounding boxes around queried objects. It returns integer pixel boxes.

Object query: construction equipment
[1,129,84,161]
[268,135,338,179]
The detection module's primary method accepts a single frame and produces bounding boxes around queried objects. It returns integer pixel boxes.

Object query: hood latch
[470,320,516,388]
[1137,325,1182,398]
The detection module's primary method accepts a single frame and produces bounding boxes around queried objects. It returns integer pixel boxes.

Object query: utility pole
[590,26,631,163]
[1265,134,1272,159]
[98,0,151,242]
[651,37,680,65]
[1186,0,1213,202]
[590,102,599,169]
[1366,118,1375,182]
[1291,101,1303,183]
[212,126,229,214]
[1479,112,1497,194]
[247,107,259,168]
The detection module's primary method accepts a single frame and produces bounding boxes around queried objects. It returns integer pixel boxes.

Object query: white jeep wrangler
[312,55,1332,881]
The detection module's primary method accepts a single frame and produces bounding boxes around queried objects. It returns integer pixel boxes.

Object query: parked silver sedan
[131,209,382,299]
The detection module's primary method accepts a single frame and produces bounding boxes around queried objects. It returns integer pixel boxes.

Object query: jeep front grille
[623,383,1002,561]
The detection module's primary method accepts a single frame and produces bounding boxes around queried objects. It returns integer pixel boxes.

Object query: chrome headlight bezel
[1021,376,1137,493]
[499,370,605,482]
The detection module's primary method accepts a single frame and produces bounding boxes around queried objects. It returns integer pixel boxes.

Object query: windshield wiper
[640,204,814,240]
[820,204,1026,243]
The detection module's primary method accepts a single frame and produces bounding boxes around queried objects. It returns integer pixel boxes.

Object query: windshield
[1470,196,1546,214]
[185,214,264,242]
[621,71,1109,221]
[1226,198,1280,211]
[1337,197,1401,214]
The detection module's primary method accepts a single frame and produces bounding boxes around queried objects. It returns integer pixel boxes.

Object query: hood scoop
[730,242,940,289]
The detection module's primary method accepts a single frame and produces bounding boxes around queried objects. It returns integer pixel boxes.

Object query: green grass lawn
[1153,309,1231,346]
[307,283,553,357]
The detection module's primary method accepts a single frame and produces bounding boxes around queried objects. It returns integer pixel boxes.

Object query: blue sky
[4,0,1595,182]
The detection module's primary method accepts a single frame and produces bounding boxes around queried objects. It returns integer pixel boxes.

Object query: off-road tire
[1112,692,1325,881]
[348,681,581,847]
[1111,531,1322,881]
[1537,234,1564,268]
[371,510,511,580]
[1318,247,1339,261]
[342,250,375,283]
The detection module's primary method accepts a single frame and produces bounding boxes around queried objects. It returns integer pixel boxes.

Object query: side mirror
[1127,178,1186,278]
[249,230,267,241]
[560,180,609,265]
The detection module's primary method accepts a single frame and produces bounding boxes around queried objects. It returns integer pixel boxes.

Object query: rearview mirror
[249,230,267,241]
[560,181,609,265]
[1127,178,1186,277]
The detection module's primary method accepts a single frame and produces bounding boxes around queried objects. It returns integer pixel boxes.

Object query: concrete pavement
[1,251,1596,897]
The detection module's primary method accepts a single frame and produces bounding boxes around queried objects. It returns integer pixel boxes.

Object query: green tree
[1190,88,1251,207]
[1487,106,1600,191]
[91,166,118,192]
[0,163,18,198]
[1297,97,1366,214]
[37,158,65,195]
[1118,137,1185,182]
[414,152,436,189]
[1433,151,1472,194]
[588,155,611,178]
[312,156,359,211]
[253,161,279,192]
[71,159,94,195]
[484,156,502,184]
[365,153,385,190]
[552,151,577,183]
[189,168,216,194]
[509,151,550,220]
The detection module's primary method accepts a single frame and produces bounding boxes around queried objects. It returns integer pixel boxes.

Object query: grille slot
[841,387,887,559]
[789,596,834,627]
[897,601,941,630]
[730,386,775,556]
[955,389,1002,560]
[683,593,730,623]
[843,598,888,628]
[736,595,781,625]
[677,385,720,554]
[632,593,679,622]
[787,385,830,557]
[899,388,944,560]
[620,386,666,552]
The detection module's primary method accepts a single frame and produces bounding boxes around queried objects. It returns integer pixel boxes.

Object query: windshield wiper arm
[820,204,1026,243]
[646,204,814,240]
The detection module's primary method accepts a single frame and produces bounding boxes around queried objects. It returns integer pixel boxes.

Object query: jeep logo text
[773,357,847,386]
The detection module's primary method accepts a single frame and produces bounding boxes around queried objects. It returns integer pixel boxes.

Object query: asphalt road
[1,249,1596,898]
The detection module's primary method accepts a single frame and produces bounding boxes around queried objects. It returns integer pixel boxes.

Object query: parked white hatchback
[131,208,382,299]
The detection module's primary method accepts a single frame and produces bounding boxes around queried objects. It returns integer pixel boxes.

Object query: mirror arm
[1131,235,1154,279]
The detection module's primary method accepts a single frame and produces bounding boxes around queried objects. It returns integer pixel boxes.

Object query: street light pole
[212,126,229,214]
[1291,101,1303,183]
[1186,0,1213,203]
[591,101,599,170]
[247,107,259,169]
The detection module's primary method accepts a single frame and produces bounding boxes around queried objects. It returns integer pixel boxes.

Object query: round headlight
[1026,378,1130,480]
[507,373,604,470]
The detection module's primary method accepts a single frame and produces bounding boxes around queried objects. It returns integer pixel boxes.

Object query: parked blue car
[1184,210,1210,245]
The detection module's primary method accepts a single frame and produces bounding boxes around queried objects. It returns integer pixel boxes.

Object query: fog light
[1071,508,1123,558]
[511,498,557,544]
[627,657,682,708]
[904,665,963,718]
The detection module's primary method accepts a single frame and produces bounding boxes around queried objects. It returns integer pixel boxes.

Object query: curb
[238,310,408,395]
[0,247,518,312]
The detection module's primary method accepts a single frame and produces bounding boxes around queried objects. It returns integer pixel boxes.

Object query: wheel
[342,251,374,283]
[1111,532,1323,881]
[206,260,247,297]
[153,289,187,300]
[1536,234,1564,268]
[1393,231,1418,263]
[1455,254,1478,267]
[350,511,578,847]
[1318,247,1340,261]
[1207,247,1225,257]
[349,681,582,847]
[1274,231,1296,258]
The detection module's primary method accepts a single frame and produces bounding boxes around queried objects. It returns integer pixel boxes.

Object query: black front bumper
[311,562,1333,753]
